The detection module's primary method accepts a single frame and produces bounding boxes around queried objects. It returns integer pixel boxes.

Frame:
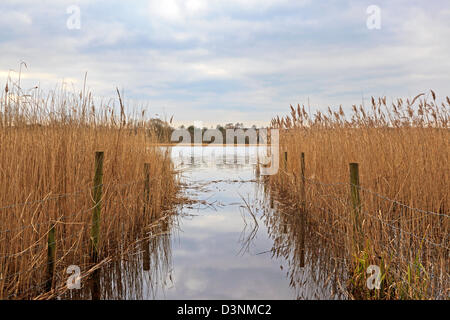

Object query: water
[151,146,296,299]
[72,146,346,300]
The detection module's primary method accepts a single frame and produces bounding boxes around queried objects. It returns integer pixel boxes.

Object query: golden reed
[265,91,449,299]
[0,78,180,299]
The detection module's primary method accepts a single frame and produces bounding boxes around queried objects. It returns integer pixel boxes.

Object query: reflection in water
[62,218,176,300]
[66,146,352,300]
[151,146,296,299]
[261,184,349,299]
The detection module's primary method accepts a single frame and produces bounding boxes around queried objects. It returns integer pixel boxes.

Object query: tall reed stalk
[265,91,449,299]
[0,77,180,299]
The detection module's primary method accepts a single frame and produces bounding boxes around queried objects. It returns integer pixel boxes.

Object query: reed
[0,77,180,299]
[264,91,449,299]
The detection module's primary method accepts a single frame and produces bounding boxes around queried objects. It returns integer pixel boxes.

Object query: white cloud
[147,0,311,23]
[185,0,208,15]
[84,21,129,46]
[1,0,449,126]
[0,10,32,28]
[149,0,183,21]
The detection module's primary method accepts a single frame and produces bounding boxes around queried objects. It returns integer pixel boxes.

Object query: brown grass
[265,91,449,299]
[0,77,180,299]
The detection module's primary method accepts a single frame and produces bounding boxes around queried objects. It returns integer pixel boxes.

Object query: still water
[78,146,345,300]
[151,146,296,299]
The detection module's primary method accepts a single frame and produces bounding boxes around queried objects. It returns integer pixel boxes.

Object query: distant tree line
[142,119,265,144]
[177,123,263,144]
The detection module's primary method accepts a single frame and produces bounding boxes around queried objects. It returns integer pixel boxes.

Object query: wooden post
[90,269,101,300]
[45,222,56,292]
[90,151,104,263]
[392,203,399,252]
[284,151,288,171]
[143,163,151,271]
[299,152,306,267]
[256,149,260,177]
[349,163,362,250]
[144,163,151,218]
[142,238,151,271]
[300,153,306,206]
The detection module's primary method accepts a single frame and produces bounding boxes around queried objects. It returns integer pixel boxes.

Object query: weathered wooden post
[143,163,151,271]
[143,163,151,219]
[392,202,400,252]
[90,269,101,300]
[284,151,288,171]
[300,153,306,207]
[90,151,104,263]
[255,150,261,178]
[45,222,56,292]
[143,239,151,272]
[349,163,362,250]
[299,152,306,267]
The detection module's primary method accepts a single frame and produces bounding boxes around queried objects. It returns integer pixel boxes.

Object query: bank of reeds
[0,77,180,299]
[264,91,449,299]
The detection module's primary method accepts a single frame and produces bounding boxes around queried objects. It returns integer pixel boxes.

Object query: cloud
[0,10,33,39]
[0,0,449,126]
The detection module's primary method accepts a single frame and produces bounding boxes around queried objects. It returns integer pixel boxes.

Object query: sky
[0,0,449,127]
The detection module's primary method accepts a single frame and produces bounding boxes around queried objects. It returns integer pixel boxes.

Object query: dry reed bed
[261,192,350,299]
[0,79,180,299]
[265,92,449,299]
